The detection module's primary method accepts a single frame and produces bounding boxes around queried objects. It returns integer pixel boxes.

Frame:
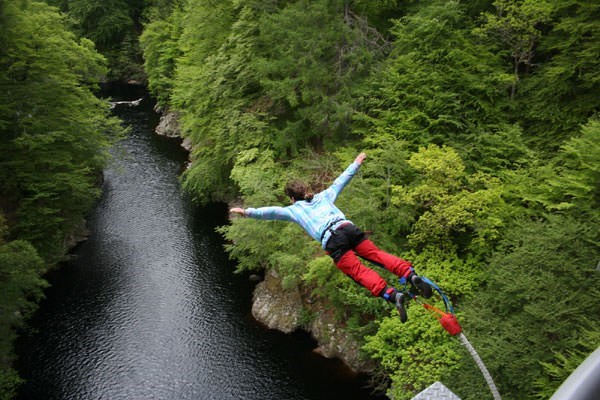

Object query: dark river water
[16,85,383,400]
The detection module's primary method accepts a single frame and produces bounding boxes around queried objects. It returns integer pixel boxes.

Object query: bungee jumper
[230,152,433,322]
[231,154,502,398]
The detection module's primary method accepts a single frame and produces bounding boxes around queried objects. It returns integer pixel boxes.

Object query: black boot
[408,272,433,298]
[382,287,408,323]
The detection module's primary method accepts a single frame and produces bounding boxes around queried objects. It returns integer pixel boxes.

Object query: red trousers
[334,239,412,296]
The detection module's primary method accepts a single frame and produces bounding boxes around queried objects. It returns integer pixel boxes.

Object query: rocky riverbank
[252,268,374,373]
[154,107,192,151]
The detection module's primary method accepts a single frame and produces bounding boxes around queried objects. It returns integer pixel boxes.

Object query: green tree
[454,120,600,398]
[505,118,600,222]
[0,2,121,395]
[362,144,504,399]
[1,0,120,261]
[145,0,392,203]
[356,0,515,171]
[461,215,599,398]
[44,0,148,80]
[255,0,385,154]
[139,4,183,107]
[393,145,506,257]
[518,1,600,146]
[0,238,47,400]
[475,0,552,99]
[364,313,464,400]
[175,1,263,203]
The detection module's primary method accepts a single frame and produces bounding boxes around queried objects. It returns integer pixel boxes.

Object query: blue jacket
[245,160,361,248]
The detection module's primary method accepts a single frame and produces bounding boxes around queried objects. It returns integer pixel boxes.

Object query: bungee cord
[402,277,502,400]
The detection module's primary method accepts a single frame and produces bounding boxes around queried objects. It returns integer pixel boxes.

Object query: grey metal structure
[412,382,461,400]
[549,346,600,400]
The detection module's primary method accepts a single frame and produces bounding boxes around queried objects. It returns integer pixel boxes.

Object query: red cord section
[422,303,462,336]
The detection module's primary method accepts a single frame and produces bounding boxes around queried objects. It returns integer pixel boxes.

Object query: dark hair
[285,180,314,202]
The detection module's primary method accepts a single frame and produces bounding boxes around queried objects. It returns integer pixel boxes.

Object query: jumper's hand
[230,207,245,216]
[355,152,366,165]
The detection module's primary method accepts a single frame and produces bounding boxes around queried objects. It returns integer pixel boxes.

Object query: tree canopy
[1,0,598,399]
[0,1,121,397]
[141,1,598,398]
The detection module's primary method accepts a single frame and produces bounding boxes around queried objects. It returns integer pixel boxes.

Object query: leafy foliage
[356,0,512,158]
[142,0,600,398]
[0,1,121,396]
[139,7,182,107]
[518,1,600,146]
[1,0,593,397]
[44,0,149,81]
[1,0,121,261]
[0,239,47,365]
[395,145,506,256]
[460,214,599,398]
[364,312,463,400]
[173,1,262,203]
[475,0,552,99]
[0,213,47,400]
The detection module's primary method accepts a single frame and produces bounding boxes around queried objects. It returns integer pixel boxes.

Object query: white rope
[457,332,502,400]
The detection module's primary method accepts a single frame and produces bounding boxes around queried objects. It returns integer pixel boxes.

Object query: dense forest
[0,0,126,397]
[141,0,599,399]
[1,0,598,399]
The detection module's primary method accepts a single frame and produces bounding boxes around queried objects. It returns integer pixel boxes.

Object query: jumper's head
[285,180,314,202]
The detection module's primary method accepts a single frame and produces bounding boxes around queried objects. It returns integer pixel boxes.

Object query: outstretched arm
[327,152,366,199]
[230,206,294,221]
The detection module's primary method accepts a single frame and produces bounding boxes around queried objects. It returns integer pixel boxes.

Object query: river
[16,85,383,400]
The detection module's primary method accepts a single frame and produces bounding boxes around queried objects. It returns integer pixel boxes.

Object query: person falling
[230,152,432,322]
